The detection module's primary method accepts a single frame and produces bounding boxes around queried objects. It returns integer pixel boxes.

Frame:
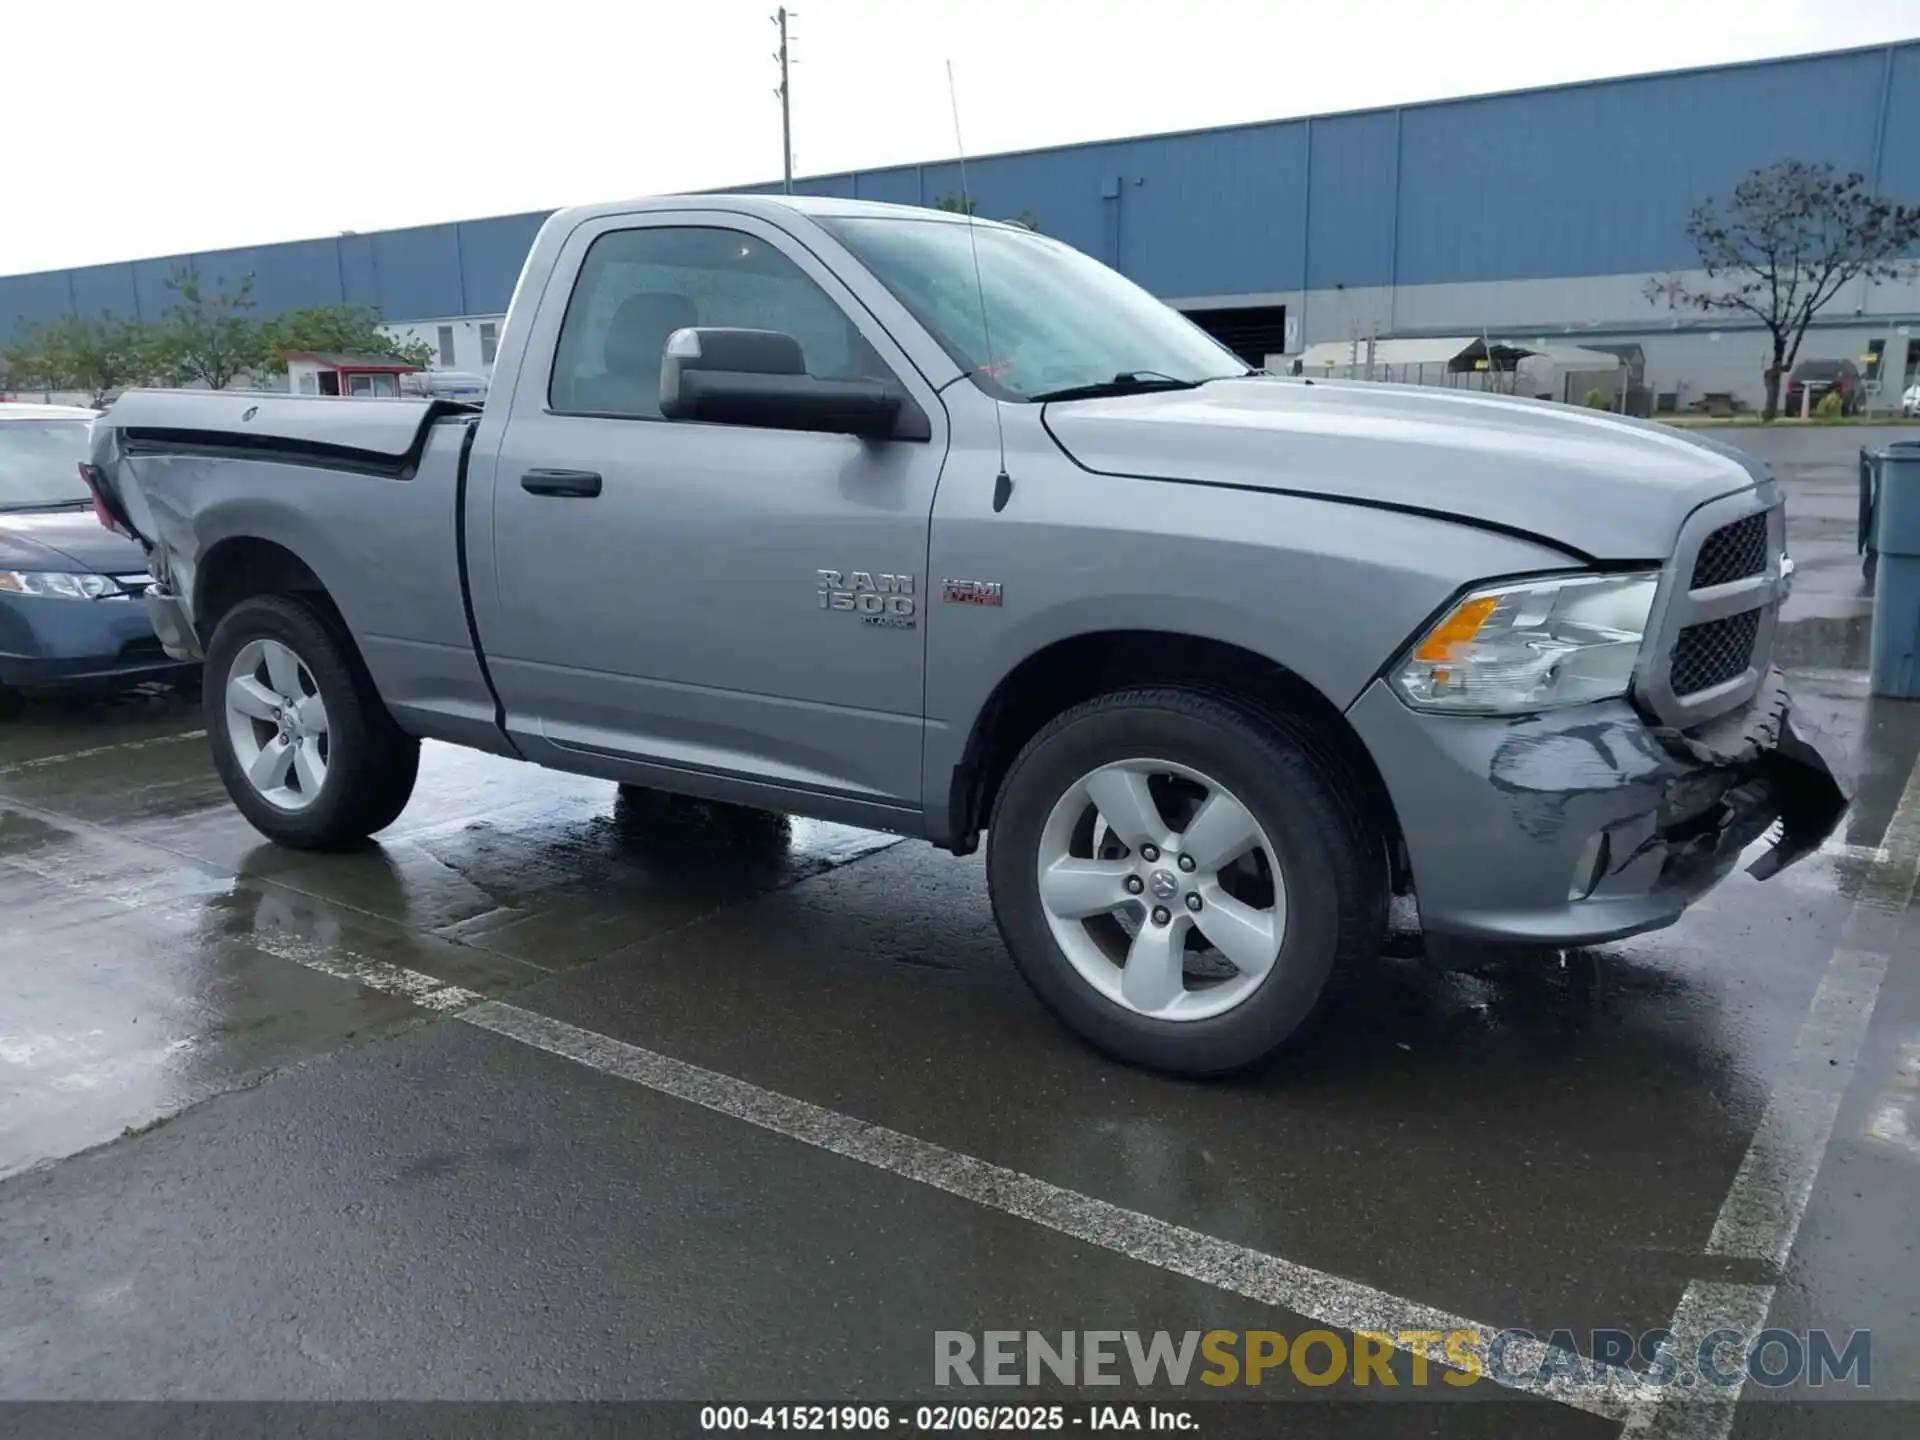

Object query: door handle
[521,468,603,498]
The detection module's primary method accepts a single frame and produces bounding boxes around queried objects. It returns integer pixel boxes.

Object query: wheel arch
[943,629,1408,889]
[194,536,337,647]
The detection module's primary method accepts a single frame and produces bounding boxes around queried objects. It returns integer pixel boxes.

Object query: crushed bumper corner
[1645,666,1849,883]
[1744,713,1849,880]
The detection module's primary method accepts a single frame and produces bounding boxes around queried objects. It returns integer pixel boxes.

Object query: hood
[1042,377,1767,561]
[0,507,149,575]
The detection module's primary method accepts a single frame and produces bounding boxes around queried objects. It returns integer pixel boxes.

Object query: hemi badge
[941,579,1004,607]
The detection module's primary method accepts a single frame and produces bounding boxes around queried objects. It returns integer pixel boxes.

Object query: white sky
[7,0,1919,277]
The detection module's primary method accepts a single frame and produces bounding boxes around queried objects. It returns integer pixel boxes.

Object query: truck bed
[87,388,506,754]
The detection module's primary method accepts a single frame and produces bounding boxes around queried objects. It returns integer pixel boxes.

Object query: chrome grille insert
[1671,609,1762,697]
[1690,512,1768,589]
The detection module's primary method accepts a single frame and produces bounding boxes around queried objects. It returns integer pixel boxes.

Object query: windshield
[815,216,1248,401]
[0,419,94,511]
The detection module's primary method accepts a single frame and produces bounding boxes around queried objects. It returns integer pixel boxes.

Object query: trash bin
[1861,439,1920,583]
[1870,443,1920,699]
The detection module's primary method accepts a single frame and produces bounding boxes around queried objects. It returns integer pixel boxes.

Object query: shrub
[1584,388,1615,410]
[1815,389,1846,418]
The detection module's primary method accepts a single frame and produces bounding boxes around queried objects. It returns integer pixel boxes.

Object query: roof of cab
[544,192,1017,230]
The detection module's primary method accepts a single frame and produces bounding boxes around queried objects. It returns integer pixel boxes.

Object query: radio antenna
[946,59,1012,510]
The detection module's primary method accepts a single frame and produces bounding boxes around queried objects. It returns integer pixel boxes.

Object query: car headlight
[1392,571,1660,714]
[0,570,119,600]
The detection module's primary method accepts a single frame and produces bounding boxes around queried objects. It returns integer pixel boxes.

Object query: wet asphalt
[1,427,1917,1438]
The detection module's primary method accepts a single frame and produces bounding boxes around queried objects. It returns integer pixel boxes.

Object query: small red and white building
[284,352,421,399]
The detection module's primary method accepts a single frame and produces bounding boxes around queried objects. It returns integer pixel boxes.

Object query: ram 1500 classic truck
[83,194,1847,1077]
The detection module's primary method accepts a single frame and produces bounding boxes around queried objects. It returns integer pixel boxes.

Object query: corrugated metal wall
[4,41,1917,343]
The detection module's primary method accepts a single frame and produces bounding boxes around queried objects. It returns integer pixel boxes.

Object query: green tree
[257,304,434,375]
[1646,161,1920,420]
[51,314,153,402]
[149,265,267,390]
[1,314,152,400]
[0,328,56,392]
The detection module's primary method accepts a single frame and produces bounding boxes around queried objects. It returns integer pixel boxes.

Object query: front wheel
[204,594,420,850]
[986,687,1386,1077]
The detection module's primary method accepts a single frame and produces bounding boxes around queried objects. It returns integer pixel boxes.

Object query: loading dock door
[1180,306,1288,368]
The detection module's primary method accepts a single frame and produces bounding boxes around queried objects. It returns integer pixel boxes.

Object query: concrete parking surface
[2,427,1917,1438]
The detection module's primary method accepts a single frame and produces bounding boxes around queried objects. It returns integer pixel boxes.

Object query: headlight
[1392,571,1660,714]
[0,570,119,600]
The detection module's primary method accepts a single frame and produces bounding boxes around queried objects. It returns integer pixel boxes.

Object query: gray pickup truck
[84,194,1846,1076]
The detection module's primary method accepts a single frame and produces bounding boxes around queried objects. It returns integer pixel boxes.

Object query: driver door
[472,212,949,814]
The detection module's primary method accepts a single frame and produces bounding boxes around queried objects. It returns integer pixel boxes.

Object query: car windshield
[815,215,1249,401]
[1794,361,1844,380]
[0,419,93,511]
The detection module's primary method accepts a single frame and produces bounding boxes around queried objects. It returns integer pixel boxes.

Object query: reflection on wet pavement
[1,703,901,1179]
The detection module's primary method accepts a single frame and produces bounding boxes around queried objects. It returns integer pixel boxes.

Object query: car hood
[1041,376,1768,561]
[0,507,149,574]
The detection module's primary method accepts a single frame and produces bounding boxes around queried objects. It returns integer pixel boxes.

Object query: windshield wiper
[1028,372,1206,404]
[1028,370,1261,404]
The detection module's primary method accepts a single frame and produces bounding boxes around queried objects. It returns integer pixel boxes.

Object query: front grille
[1691,513,1769,589]
[1670,608,1761,696]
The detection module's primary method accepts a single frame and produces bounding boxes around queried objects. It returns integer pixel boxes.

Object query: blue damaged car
[0,403,198,711]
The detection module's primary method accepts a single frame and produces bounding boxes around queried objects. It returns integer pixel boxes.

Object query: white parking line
[0,729,206,777]
[460,998,1641,1416]
[1621,1281,1776,1439]
[1704,946,1892,1267]
[243,934,488,1013]
[102,893,1635,1418]
[1630,754,1920,1437]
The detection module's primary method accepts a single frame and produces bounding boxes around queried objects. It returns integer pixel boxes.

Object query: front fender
[920,420,1587,832]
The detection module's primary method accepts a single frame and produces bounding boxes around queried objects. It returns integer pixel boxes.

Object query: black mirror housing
[658,327,913,440]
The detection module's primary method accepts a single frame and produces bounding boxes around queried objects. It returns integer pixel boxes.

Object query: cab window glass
[549,225,889,417]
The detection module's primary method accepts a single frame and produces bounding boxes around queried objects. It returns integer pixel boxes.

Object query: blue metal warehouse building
[5,39,1919,409]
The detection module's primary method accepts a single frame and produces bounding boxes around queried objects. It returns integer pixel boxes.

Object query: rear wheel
[986,687,1386,1077]
[204,594,419,849]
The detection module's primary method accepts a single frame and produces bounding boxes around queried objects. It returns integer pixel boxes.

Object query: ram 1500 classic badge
[817,569,917,629]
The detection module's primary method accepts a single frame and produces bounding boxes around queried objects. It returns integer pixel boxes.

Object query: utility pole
[772,8,795,194]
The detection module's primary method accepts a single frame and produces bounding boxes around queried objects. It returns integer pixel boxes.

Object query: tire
[986,687,1386,1078]
[203,594,420,850]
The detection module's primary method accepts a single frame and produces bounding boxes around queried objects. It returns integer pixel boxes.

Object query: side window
[548,225,890,418]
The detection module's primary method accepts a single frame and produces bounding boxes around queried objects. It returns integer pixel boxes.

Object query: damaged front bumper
[1347,667,1849,947]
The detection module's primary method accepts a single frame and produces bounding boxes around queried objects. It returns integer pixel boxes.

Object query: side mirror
[658,327,909,440]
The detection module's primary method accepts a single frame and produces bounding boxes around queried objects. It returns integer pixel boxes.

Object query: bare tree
[1646,161,1920,419]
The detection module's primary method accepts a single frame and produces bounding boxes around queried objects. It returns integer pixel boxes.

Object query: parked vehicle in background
[1902,381,1920,417]
[399,370,491,402]
[85,195,1846,1076]
[0,403,198,713]
[1783,357,1862,415]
